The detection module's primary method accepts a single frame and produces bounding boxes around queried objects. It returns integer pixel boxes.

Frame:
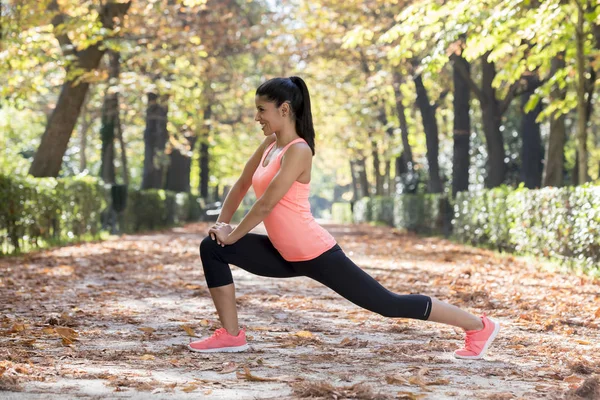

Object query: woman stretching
[188,76,500,360]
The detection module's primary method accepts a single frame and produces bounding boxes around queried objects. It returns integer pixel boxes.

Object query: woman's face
[255,95,288,135]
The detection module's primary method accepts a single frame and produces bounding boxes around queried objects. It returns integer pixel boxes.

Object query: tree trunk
[480,57,506,188]
[115,113,128,185]
[199,104,212,199]
[575,4,589,185]
[384,160,391,196]
[357,157,369,198]
[451,54,471,196]
[413,74,442,193]
[28,0,131,177]
[100,50,120,184]
[141,93,169,189]
[519,73,544,189]
[392,71,413,170]
[371,138,384,196]
[165,135,197,193]
[350,160,360,201]
[214,185,220,202]
[377,104,396,196]
[542,55,567,187]
[78,93,92,173]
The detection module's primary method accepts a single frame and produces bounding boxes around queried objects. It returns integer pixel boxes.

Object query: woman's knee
[199,235,218,257]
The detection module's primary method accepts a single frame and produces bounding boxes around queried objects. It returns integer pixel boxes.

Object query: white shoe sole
[454,318,500,360]
[188,343,249,353]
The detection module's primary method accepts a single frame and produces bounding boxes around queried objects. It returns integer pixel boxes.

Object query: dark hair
[256,76,315,155]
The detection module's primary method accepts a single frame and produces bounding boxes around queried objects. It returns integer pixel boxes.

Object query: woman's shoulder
[283,139,312,160]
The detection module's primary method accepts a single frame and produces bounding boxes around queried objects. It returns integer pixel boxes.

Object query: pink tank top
[251,138,336,261]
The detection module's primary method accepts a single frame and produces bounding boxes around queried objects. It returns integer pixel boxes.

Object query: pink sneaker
[454,315,500,360]
[188,328,249,353]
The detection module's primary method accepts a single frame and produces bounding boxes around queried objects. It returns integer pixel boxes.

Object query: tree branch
[450,53,484,103]
[433,89,450,110]
[48,0,76,58]
[499,79,522,116]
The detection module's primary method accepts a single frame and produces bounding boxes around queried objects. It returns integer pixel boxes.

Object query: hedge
[344,185,599,274]
[393,194,451,235]
[1,174,200,255]
[453,185,599,272]
[331,202,353,224]
[353,197,372,223]
[0,174,105,253]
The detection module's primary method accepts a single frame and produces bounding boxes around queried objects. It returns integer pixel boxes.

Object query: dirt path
[1,222,599,399]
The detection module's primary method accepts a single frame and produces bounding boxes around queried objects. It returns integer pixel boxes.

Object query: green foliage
[394,193,450,235]
[370,196,395,226]
[0,107,45,176]
[0,174,200,254]
[331,202,353,224]
[120,189,191,233]
[353,197,373,223]
[0,174,106,254]
[454,185,600,274]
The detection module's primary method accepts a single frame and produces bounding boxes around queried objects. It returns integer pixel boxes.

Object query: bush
[453,185,600,274]
[121,189,190,233]
[0,173,198,254]
[353,197,372,223]
[331,202,353,224]
[453,186,511,249]
[371,196,395,226]
[0,174,106,253]
[394,193,450,235]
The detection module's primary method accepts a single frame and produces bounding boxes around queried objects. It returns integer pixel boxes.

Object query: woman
[188,76,500,359]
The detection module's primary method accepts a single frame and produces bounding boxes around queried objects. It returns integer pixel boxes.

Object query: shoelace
[213,328,226,338]
[464,332,474,349]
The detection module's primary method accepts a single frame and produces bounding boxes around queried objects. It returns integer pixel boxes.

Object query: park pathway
[1,222,599,399]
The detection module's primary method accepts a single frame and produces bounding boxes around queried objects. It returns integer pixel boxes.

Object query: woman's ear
[280,102,290,117]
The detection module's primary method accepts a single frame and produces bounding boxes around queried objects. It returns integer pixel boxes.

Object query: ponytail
[256,76,316,155]
[288,76,315,155]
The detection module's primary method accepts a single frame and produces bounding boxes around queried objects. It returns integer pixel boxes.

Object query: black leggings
[199,234,432,321]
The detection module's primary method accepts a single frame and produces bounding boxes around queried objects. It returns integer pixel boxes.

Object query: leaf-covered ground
[1,222,599,399]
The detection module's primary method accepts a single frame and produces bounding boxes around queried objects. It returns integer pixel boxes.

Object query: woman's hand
[208,222,235,247]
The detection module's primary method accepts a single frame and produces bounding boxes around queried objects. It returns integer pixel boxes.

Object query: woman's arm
[224,142,312,244]
[216,134,276,224]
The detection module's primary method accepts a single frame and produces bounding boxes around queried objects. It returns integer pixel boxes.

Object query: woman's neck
[274,127,300,148]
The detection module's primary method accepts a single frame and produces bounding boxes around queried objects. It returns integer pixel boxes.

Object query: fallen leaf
[55,327,78,341]
[294,331,313,338]
[236,366,279,382]
[42,327,55,335]
[19,339,36,347]
[182,384,198,393]
[204,389,213,395]
[181,325,196,337]
[219,361,237,374]
[139,327,155,334]
[386,375,407,385]
[140,354,155,360]
[397,391,426,400]
[428,378,450,385]
[595,307,600,319]
[199,320,209,327]
[339,337,369,348]
[61,337,74,346]
[408,376,431,391]
[576,339,591,345]
[10,323,26,333]
[564,374,584,384]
